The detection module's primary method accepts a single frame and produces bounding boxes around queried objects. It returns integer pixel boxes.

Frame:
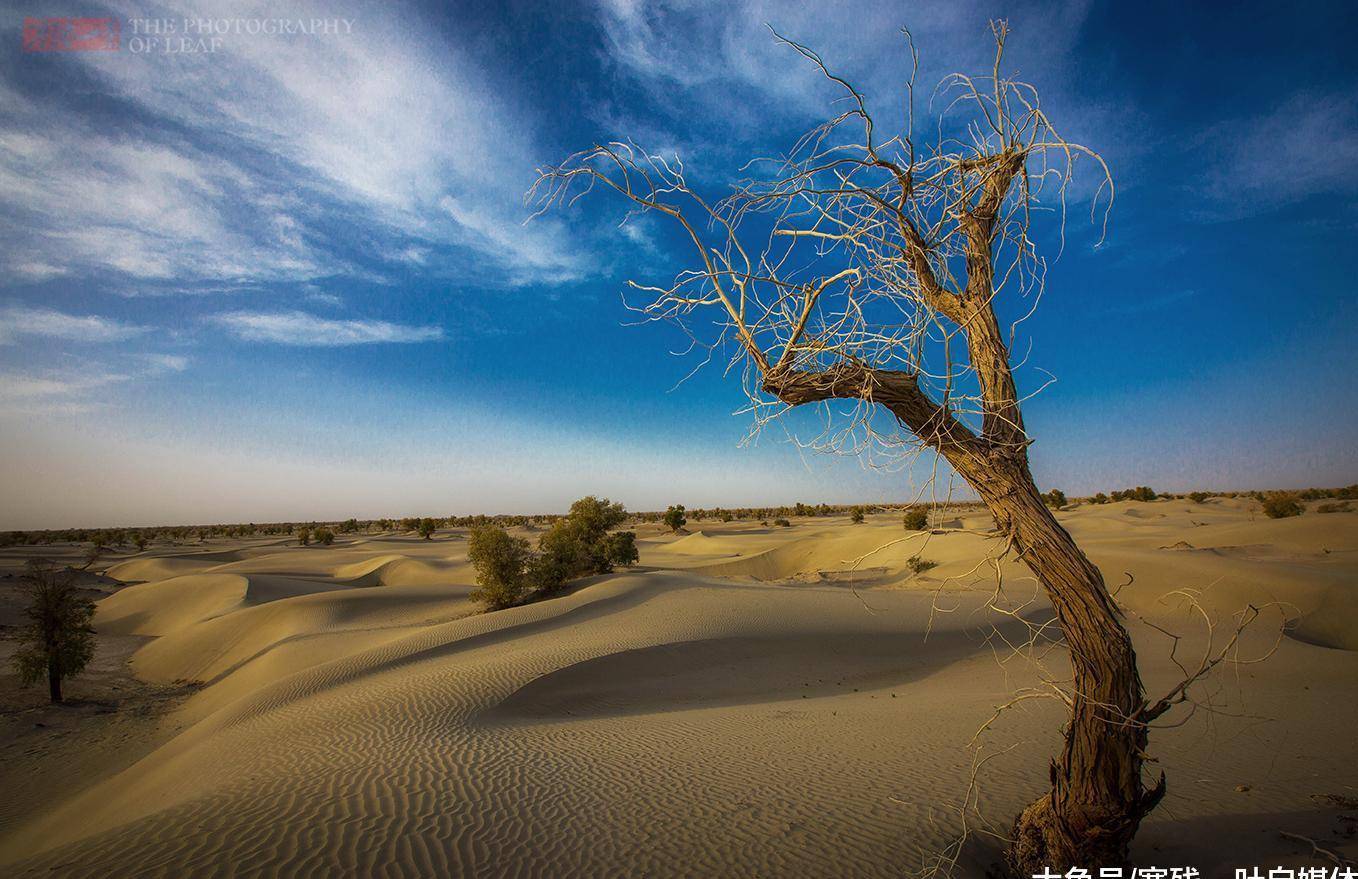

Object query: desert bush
[850,506,865,524]
[1187,492,1209,504]
[297,526,311,546]
[1260,492,1303,519]
[1111,486,1157,502]
[906,556,937,575]
[773,518,791,527]
[468,526,531,609]
[902,507,929,531]
[1090,492,1109,504]
[12,560,95,703]
[603,530,639,567]
[1317,501,1352,514]
[662,504,687,533]
[314,527,335,546]
[528,496,635,596]
[418,518,437,539]
[1044,489,1067,509]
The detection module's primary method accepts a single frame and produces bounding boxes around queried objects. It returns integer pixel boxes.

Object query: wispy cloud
[210,310,443,346]
[1199,91,1358,216]
[0,0,588,289]
[0,369,132,416]
[0,305,146,344]
[142,353,191,372]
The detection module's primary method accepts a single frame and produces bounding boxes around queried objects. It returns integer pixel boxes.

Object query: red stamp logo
[22,17,121,52]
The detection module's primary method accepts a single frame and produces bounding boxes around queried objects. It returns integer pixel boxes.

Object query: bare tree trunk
[959,454,1163,873]
[48,655,62,704]
[762,362,1162,870]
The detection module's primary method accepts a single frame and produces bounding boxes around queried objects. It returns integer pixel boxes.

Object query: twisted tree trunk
[764,364,1163,873]
[960,455,1164,873]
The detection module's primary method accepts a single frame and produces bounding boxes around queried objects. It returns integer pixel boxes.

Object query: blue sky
[1,0,1356,529]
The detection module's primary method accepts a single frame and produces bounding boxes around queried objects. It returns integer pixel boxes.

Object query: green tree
[902,507,929,531]
[531,496,632,592]
[1187,492,1209,504]
[1044,489,1068,509]
[418,518,438,539]
[662,504,687,532]
[467,526,531,610]
[12,560,95,703]
[603,530,640,568]
[314,527,335,546]
[850,506,865,524]
[297,526,311,546]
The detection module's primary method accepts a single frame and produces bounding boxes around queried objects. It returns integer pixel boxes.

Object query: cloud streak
[0,305,147,344]
[211,310,443,346]
[0,0,589,290]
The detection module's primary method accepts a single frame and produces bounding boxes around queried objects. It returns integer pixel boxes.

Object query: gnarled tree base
[1006,775,1166,877]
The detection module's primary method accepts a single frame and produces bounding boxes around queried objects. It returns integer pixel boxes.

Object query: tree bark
[764,365,1162,872]
[48,655,62,704]
[956,454,1163,874]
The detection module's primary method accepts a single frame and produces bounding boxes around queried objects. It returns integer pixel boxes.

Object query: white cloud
[0,305,147,344]
[1200,92,1358,214]
[0,0,588,287]
[0,90,324,284]
[0,352,190,416]
[0,370,131,416]
[211,310,443,346]
[143,353,191,372]
[303,288,345,307]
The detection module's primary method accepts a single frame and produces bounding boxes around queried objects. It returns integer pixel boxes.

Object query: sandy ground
[0,499,1355,877]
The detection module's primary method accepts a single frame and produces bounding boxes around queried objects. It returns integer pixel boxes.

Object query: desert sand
[1,498,1356,877]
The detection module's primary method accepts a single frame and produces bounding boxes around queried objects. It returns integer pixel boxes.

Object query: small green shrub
[902,507,928,531]
[850,506,865,524]
[1317,501,1351,513]
[297,526,311,546]
[773,518,791,527]
[314,528,335,546]
[1090,492,1109,504]
[1188,492,1209,504]
[906,556,937,575]
[1044,489,1067,509]
[1260,492,1303,519]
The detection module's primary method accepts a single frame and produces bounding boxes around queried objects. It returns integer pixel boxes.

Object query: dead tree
[532,23,1164,873]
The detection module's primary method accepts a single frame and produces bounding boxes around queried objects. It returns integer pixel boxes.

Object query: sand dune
[1,504,1355,876]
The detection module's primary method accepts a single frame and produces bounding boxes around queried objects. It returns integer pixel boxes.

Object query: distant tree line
[5,484,1354,549]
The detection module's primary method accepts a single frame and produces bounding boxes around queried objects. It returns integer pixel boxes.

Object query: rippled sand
[1,498,1355,876]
